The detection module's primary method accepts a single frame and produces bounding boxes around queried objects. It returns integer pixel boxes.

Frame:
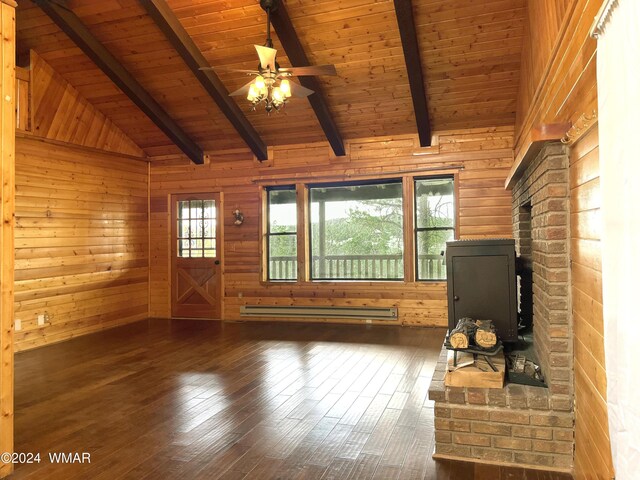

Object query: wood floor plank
[10,320,572,480]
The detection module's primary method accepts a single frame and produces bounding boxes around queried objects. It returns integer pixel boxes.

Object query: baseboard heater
[240,305,398,321]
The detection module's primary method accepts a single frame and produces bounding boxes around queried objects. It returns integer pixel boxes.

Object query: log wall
[149,127,514,326]
[13,48,149,352]
[13,137,149,351]
[514,0,599,156]
[570,125,613,478]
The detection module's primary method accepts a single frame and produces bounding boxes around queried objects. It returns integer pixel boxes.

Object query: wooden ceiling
[16,0,526,159]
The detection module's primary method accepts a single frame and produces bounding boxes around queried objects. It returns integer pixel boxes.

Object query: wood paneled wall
[570,125,613,478]
[514,0,599,156]
[13,46,149,352]
[0,0,16,476]
[20,50,144,157]
[149,127,514,326]
[14,136,149,352]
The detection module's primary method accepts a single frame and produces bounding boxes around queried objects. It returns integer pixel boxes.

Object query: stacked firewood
[449,317,498,350]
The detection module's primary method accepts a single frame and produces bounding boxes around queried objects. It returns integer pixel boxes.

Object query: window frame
[307,178,405,282]
[261,173,458,284]
[265,185,298,282]
[413,175,456,282]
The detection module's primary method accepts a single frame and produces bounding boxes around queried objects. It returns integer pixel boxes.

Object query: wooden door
[171,193,221,319]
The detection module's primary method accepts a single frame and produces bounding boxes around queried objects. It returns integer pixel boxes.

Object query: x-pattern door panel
[171,193,221,319]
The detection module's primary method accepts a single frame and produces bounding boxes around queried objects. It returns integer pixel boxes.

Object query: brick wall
[511,142,572,406]
[428,143,574,471]
[429,349,573,470]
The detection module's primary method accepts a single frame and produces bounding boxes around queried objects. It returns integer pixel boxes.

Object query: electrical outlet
[37,314,45,326]
[15,319,21,331]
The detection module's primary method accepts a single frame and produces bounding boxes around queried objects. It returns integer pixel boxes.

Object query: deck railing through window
[268,254,446,280]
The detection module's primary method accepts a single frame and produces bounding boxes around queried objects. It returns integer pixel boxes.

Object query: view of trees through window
[309,181,404,280]
[267,187,297,280]
[415,177,455,280]
[266,176,455,282]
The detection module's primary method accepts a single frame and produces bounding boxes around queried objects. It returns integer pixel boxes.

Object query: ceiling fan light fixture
[254,75,266,92]
[280,79,291,98]
[205,0,334,114]
[247,83,259,102]
[272,86,284,104]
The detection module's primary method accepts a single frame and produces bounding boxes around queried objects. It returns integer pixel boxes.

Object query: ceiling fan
[199,0,337,113]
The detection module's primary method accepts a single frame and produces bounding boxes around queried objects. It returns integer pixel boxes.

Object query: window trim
[265,185,298,282]
[413,175,456,282]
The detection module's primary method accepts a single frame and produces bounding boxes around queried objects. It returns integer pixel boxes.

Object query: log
[449,317,476,349]
[475,319,497,348]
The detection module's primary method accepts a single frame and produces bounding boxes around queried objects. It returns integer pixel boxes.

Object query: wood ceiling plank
[16,0,527,155]
[141,0,268,160]
[33,0,206,163]
[269,0,345,157]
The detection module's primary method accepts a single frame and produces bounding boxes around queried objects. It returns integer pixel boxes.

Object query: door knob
[453,295,459,301]
[214,260,220,265]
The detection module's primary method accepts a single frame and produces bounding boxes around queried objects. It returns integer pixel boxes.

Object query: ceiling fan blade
[279,65,337,76]
[255,45,277,71]
[288,81,315,98]
[229,79,256,97]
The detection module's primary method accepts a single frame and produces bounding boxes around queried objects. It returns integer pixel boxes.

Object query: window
[177,199,217,258]
[309,180,404,280]
[415,177,455,280]
[266,187,297,281]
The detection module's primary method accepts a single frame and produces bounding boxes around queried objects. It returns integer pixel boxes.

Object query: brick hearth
[429,143,574,471]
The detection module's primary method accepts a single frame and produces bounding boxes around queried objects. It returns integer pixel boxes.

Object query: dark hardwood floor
[10,320,572,479]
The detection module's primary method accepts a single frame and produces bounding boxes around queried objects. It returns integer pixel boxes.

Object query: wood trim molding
[561,110,598,145]
[252,165,464,186]
[296,184,309,282]
[0,2,15,475]
[15,131,149,161]
[591,0,620,38]
[0,0,16,8]
[402,177,416,282]
[505,123,571,189]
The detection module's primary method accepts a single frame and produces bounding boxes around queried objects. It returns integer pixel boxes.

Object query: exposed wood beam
[33,0,205,164]
[393,0,432,147]
[141,0,268,161]
[269,3,345,157]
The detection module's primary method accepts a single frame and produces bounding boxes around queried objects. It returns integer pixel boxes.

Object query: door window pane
[176,199,216,258]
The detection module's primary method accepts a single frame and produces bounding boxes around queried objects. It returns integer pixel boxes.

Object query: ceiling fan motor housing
[260,0,278,13]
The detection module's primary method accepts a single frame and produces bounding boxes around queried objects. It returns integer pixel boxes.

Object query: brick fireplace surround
[428,143,574,471]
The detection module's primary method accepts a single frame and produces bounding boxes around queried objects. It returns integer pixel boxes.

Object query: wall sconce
[233,209,244,226]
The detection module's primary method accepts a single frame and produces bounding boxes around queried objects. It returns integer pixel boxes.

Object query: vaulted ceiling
[16,0,526,159]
